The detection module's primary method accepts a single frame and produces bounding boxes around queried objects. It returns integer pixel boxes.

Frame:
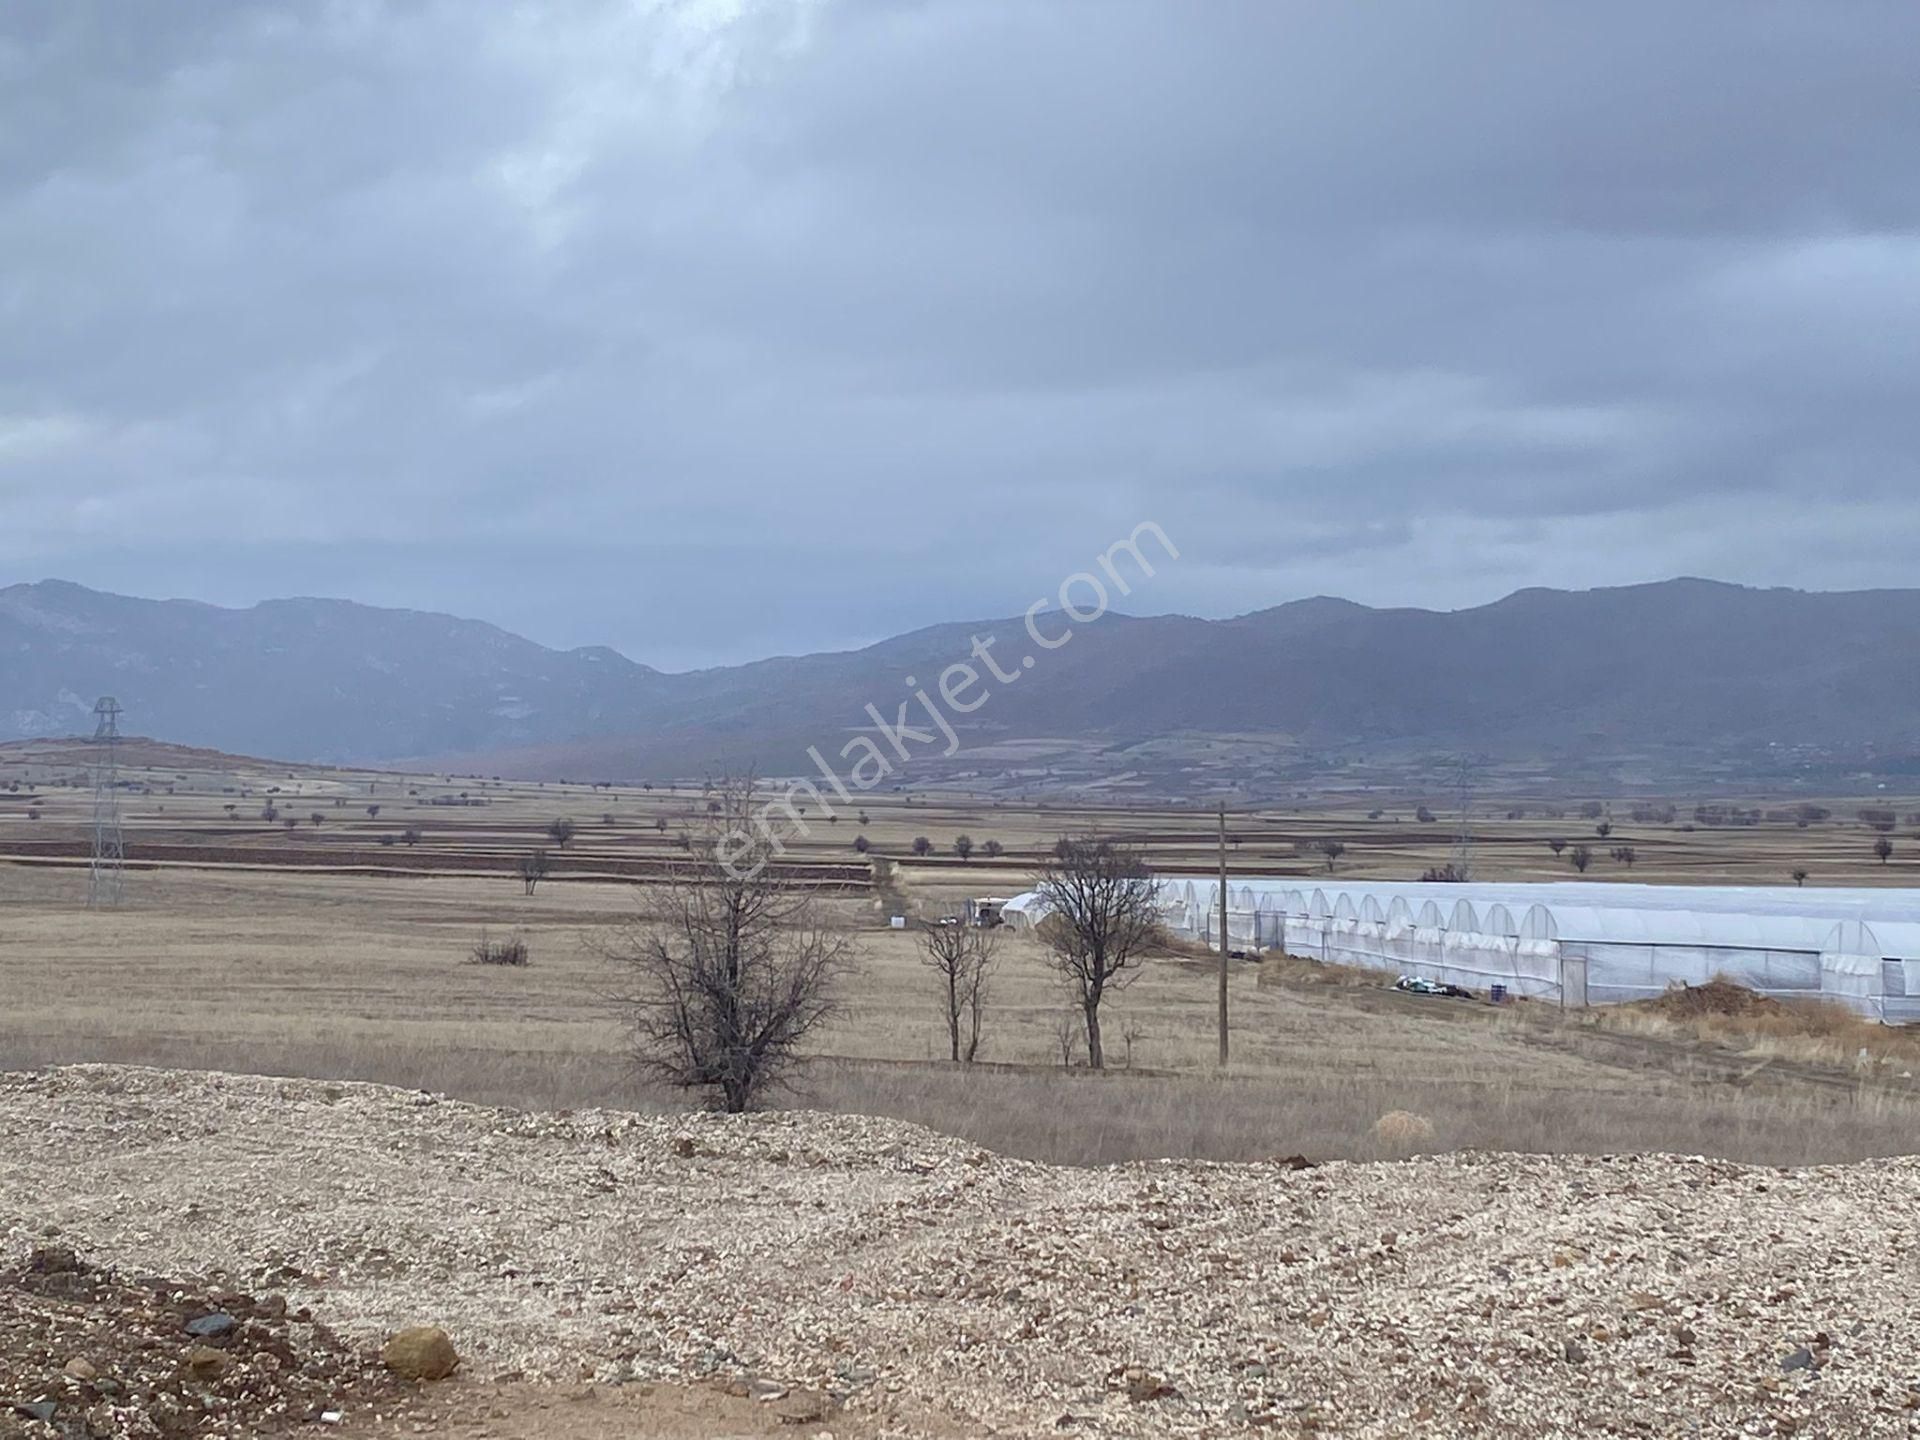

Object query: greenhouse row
[1002,879,1920,1023]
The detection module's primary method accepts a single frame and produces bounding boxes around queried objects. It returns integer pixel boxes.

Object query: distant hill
[0,579,665,764]
[5,577,1919,790]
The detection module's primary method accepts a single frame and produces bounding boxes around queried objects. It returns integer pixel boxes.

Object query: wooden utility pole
[1217,801,1230,1066]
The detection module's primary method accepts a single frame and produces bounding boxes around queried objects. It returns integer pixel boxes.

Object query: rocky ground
[0,1242,410,1437]
[3,1066,1919,1438]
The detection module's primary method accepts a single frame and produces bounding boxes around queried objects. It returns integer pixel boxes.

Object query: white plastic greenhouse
[999,880,1920,1023]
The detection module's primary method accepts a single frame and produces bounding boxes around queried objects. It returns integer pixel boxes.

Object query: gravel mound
[4,1065,1919,1437]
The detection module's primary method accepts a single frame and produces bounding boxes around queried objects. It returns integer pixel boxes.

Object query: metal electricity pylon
[87,696,125,907]
[1446,754,1478,882]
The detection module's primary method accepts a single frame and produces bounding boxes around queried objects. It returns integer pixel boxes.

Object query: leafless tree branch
[603,775,848,1112]
[1036,835,1159,1068]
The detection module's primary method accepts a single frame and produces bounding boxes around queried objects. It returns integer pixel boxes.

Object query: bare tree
[548,817,577,848]
[1609,845,1637,868]
[953,834,974,862]
[1317,838,1347,872]
[981,839,1004,858]
[1570,844,1593,874]
[1052,1012,1080,1068]
[1792,867,1811,887]
[1036,836,1160,1069]
[366,803,381,819]
[1876,836,1896,866]
[915,918,1000,1062]
[519,847,551,895]
[605,777,847,1112]
[911,835,932,857]
[1548,838,1567,857]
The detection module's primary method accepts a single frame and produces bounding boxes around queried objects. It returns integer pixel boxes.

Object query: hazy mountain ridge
[0,579,665,763]
[4,577,1918,786]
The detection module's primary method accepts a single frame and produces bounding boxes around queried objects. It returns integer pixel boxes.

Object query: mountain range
[5,577,1918,794]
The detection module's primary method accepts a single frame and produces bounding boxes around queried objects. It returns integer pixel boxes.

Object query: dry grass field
[5,736,1920,895]
[10,741,1920,1436]
[5,737,1920,1172]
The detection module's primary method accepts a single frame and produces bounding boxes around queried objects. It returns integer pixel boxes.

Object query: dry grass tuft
[1370,1109,1437,1150]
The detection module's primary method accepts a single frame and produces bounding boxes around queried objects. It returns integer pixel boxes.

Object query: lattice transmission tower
[1446,755,1478,882]
[87,696,125,907]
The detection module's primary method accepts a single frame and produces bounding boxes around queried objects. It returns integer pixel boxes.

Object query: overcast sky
[3,3,1917,669]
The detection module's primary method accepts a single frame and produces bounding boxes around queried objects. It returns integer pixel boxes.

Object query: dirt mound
[1638,976,1784,1020]
[0,1243,408,1438]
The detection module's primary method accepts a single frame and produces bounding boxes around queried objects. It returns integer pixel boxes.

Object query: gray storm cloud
[2,1,1917,668]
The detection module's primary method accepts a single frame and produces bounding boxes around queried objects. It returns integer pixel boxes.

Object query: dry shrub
[468,931,530,967]
[1032,912,1071,950]
[1370,1109,1436,1150]
[1256,952,1383,991]
[1151,933,1219,962]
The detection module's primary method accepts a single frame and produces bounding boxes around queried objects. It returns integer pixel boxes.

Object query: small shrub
[1370,1109,1435,1151]
[469,930,531,967]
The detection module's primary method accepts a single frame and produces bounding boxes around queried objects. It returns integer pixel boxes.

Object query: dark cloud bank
[2,2,1916,668]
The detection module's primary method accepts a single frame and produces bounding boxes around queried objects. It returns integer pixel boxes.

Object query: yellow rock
[382,1325,460,1381]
